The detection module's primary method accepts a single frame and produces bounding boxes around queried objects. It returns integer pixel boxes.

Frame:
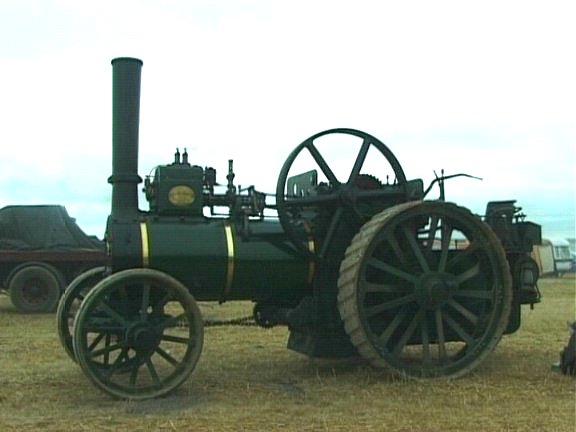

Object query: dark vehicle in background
[0,205,108,312]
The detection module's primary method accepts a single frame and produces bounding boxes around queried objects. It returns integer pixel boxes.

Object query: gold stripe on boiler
[140,222,150,267]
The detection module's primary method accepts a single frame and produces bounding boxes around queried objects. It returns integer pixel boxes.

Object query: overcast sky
[0,0,574,240]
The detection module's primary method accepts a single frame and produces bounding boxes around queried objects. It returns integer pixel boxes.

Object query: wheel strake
[337,201,512,378]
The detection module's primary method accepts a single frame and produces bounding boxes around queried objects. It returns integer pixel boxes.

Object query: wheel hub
[126,323,161,354]
[415,272,458,309]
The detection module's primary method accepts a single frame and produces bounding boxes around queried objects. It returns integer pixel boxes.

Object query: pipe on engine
[108,57,143,220]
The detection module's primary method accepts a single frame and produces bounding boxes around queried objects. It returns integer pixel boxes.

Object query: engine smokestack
[109,57,143,219]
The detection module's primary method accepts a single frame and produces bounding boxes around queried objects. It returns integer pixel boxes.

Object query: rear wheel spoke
[386,234,410,268]
[443,312,474,345]
[426,215,440,253]
[377,306,410,345]
[446,242,480,270]
[454,289,492,300]
[393,309,423,356]
[435,309,447,361]
[367,258,417,283]
[403,225,430,273]
[456,263,481,285]
[421,315,431,365]
[438,225,452,272]
[447,299,479,325]
[365,293,418,317]
[361,281,407,294]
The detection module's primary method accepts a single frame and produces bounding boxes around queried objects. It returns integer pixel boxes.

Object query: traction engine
[57,58,541,400]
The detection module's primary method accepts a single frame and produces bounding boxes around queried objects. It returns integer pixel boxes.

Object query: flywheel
[337,200,512,378]
[275,128,411,256]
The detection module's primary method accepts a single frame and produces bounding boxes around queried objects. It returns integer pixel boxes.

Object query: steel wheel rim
[56,266,107,362]
[73,269,204,400]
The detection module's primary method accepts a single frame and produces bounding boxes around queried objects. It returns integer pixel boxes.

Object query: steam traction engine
[57,58,541,400]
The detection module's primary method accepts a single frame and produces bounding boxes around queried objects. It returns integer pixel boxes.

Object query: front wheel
[338,201,512,378]
[72,268,204,400]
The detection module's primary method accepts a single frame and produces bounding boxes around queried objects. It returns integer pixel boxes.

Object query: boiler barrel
[128,219,313,302]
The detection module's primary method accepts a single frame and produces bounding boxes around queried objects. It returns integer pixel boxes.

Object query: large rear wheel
[338,201,512,378]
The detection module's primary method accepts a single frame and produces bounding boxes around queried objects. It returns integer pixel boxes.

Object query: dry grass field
[0,276,574,431]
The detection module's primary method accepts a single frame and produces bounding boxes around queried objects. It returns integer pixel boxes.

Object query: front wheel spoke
[89,341,123,360]
[403,225,430,273]
[393,309,423,356]
[129,362,140,386]
[367,258,418,283]
[153,292,171,314]
[103,333,111,365]
[101,347,130,380]
[443,312,474,345]
[97,301,128,326]
[146,358,161,385]
[447,299,479,325]
[161,333,190,344]
[155,346,180,366]
[365,293,418,317]
[87,332,105,351]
